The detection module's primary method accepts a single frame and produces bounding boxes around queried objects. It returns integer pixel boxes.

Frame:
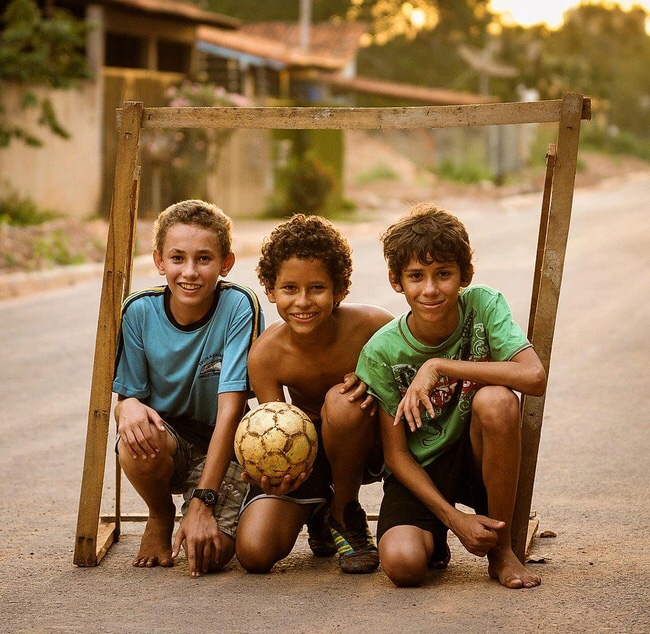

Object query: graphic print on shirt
[199,353,222,378]
[391,308,486,444]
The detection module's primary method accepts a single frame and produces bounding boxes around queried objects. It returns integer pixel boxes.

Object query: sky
[488,0,650,28]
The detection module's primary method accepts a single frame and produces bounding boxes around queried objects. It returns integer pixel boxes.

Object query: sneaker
[306,507,337,557]
[328,502,379,574]
[428,543,451,570]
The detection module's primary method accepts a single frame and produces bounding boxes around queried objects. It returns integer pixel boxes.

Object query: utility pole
[300,0,312,53]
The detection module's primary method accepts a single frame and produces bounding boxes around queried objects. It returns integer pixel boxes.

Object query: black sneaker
[428,543,451,570]
[328,502,379,574]
[307,507,337,557]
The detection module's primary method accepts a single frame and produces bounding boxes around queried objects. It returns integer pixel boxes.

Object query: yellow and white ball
[234,402,318,486]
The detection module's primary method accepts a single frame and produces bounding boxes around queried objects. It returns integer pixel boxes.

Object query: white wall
[0,81,103,219]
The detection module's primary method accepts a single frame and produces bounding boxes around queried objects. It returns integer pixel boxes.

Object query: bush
[0,187,59,225]
[436,159,493,184]
[265,154,336,218]
[355,161,399,185]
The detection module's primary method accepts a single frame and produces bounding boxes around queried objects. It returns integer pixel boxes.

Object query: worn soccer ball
[234,402,318,486]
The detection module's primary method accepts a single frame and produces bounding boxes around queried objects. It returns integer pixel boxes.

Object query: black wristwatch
[191,488,219,507]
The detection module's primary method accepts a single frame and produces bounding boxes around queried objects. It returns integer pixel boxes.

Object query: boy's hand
[116,397,166,459]
[394,360,441,431]
[340,373,378,415]
[171,502,221,577]
[242,468,312,495]
[449,510,505,557]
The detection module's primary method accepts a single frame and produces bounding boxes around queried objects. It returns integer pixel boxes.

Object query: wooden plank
[117,98,591,131]
[73,101,144,567]
[525,513,540,558]
[113,166,141,542]
[95,521,117,565]
[512,92,586,562]
[528,144,556,340]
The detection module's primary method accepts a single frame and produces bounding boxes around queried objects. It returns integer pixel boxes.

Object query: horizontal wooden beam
[117,96,591,131]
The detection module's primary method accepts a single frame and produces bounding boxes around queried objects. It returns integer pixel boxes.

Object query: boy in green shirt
[356,203,546,589]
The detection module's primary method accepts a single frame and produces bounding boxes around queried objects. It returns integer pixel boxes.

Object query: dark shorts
[242,417,333,514]
[241,416,384,516]
[376,432,487,561]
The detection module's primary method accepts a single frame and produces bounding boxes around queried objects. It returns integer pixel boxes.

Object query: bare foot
[488,548,541,589]
[132,514,175,568]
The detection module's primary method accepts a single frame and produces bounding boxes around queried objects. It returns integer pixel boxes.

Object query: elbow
[528,366,547,397]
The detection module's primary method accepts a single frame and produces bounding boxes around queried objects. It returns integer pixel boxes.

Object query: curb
[0,230,265,302]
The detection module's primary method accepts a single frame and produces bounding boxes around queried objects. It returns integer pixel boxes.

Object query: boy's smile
[268,256,344,335]
[153,222,234,325]
[391,258,468,346]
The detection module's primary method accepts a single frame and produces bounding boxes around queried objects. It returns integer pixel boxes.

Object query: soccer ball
[234,402,318,486]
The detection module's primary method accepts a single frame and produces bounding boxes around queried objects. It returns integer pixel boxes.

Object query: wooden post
[512,93,585,561]
[74,102,143,566]
[75,96,590,566]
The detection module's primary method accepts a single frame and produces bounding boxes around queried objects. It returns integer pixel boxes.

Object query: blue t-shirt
[113,280,264,447]
[356,285,530,467]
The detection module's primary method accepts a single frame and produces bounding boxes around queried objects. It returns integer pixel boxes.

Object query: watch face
[194,489,218,506]
[202,490,217,505]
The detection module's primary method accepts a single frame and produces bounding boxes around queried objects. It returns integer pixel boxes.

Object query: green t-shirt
[356,285,531,468]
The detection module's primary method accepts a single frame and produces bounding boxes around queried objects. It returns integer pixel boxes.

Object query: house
[0,0,238,220]
[0,1,510,221]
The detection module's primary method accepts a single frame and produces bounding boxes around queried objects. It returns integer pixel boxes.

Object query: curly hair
[153,199,232,256]
[257,214,352,298]
[381,203,474,283]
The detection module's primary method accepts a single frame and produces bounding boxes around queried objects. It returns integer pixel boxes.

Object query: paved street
[1,172,649,632]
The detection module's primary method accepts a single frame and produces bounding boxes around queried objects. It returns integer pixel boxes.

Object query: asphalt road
[1,173,649,632]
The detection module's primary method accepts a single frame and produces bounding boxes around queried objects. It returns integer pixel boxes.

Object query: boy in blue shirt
[113,199,263,576]
[356,204,546,589]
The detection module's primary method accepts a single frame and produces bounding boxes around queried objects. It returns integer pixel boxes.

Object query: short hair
[257,214,352,298]
[153,199,232,256]
[381,203,474,282]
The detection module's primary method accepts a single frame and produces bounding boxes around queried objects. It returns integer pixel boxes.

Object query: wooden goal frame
[74,92,591,566]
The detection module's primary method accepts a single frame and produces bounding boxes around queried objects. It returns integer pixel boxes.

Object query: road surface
[1,172,649,632]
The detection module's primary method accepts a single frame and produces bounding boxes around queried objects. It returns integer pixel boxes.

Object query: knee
[235,539,277,574]
[472,386,520,434]
[322,385,372,437]
[117,440,173,478]
[379,540,428,588]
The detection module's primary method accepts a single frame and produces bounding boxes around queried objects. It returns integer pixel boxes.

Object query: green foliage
[497,4,650,140]
[265,154,336,218]
[0,186,60,226]
[436,159,493,184]
[0,0,92,147]
[580,125,650,161]
[355,161,399,184]
[32,229,85,266]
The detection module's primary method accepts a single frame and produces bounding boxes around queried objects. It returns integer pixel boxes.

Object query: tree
[0,0,91,147]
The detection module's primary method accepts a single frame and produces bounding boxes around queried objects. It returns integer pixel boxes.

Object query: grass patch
[0,186,60,226]
[355,162,400,185]
[436,160,493,184]
[32,229,86,266]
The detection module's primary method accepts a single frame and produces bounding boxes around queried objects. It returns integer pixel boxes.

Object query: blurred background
[1,0,649,271]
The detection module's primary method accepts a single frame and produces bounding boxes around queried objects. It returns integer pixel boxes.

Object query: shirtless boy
[112,199,263,576]
[356,203,546,588]
[235,214,393,574]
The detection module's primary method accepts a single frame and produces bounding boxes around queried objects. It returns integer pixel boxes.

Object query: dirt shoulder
[0,149,647,300]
